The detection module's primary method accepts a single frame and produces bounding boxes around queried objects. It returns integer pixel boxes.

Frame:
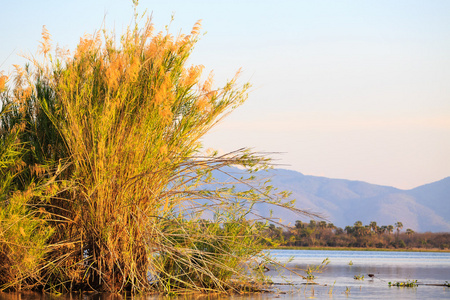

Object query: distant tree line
[263,220,450,250]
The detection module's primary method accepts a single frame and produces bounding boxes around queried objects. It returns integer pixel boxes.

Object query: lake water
[262,249,450,299]
[1,250,449,300]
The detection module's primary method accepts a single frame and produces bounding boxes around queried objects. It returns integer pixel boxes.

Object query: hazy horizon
[1,0,449,189]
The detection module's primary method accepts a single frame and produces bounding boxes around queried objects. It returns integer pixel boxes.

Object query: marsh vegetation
[0,13,311,294]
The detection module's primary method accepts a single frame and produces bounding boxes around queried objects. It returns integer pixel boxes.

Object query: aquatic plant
[327,280,336,295]
[303,258,330,281]
[344,286,351,295]
[0,100,60,290]
[0,9,313,294]
[388,280,418,287]
[353,274,364,280]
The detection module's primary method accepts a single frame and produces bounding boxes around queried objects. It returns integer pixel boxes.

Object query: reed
[0,100,56,290]
[0,13,311,294]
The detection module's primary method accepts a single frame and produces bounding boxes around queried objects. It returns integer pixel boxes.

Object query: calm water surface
[1,250,449,300]
[264,249,450,299]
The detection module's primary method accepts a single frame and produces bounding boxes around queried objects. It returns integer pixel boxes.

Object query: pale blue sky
[1,1,449,189]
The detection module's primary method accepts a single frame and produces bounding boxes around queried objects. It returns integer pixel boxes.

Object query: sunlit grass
[0,12,311,294]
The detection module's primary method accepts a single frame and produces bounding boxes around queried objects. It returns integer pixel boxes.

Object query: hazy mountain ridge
[250,169,450,232]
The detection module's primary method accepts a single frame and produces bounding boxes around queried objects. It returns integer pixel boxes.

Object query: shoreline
[271,246,450,253]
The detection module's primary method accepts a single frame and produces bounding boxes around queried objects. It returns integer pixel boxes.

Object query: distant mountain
[243,169,450,232]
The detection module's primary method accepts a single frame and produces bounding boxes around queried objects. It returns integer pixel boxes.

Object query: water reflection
[0,292,279,300]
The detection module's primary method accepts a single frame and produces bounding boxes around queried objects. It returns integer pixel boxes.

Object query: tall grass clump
[0,14,312,294]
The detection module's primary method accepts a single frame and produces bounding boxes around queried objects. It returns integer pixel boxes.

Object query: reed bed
[0,15,312,294]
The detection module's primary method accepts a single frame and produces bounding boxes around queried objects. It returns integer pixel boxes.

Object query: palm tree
[327,223,336,230]
[354,220,363,227]
[369,221,377,233]
[387,225,394,235]
[344,226,354,235]
[295,220,304,229]
[406,228,415,236]
[395,222,403,238]
[364,225,371,236]
[353,221,364,236]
